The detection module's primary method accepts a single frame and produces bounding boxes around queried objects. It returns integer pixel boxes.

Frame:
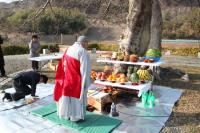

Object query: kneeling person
[2,71,48,101]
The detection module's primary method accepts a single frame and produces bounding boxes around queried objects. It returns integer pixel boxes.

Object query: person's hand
[31,95,39,100]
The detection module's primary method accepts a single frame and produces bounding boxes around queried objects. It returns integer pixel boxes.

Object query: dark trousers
[0,65,5,76]
[12,78,31,101]
[32,61,39,70]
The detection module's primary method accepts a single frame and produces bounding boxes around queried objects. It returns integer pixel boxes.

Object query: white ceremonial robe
[56,42,91,120]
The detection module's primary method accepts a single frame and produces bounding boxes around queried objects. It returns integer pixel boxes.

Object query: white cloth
[57,42,91,120]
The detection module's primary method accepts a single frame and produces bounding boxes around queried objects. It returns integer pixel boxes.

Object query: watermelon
[145,49,161,62]
[130,72,139,83]
[146,49,161,58]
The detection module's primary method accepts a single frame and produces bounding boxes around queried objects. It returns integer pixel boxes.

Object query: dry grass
[157,65,200,133]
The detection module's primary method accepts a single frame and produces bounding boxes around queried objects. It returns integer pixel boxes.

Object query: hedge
[162,48,200,56]
[88,43,119,51]
[1,44,59,55]
[88,43,200,56]
[2,44,199,57]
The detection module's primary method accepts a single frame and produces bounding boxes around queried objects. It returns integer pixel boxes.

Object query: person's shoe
[0,74,7,77]
[2,93,13,102]
[70,117,81,122]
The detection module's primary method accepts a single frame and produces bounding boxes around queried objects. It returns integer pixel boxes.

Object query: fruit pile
[97,72,107,81]
[116,74,126,84]
[95,65,152,86]
[99,48,162,63]
[137,68,152,81]
[107,74,117,82]
[91,70,97,80]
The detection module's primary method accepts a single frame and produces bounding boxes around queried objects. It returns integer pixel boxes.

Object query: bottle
[148,91,155,108]
[110,102,119,117]
[142,92,148,106]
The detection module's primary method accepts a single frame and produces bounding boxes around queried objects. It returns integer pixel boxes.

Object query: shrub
[6,8,86,34]
[88,43,100,50]
[162,48,200,56]
[88,43,119,51]
[2,45,29,55]
[40,44,59,53]
[2,44,59,55]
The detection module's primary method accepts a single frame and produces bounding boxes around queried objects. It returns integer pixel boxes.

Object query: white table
[29,53,63,71]
[29,53,63,62]
[96,59,164,96]
[97,59,163,66]
[95,80,152,97]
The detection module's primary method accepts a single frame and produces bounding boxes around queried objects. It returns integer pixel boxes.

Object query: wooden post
[60,33,63,45]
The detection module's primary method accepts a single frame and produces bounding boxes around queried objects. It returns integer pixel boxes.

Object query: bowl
[145,56,160,62]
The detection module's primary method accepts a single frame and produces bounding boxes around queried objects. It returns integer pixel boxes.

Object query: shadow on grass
[155,73,200,91]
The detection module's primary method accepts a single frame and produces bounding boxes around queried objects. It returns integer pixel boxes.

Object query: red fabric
[54,50,81,102]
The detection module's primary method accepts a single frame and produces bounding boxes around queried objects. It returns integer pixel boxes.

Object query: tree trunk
[122,0,162,56]
[148,0,162,49]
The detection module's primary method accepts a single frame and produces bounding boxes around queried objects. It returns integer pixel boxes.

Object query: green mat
[31,103,122,133]
[31,103,57,117]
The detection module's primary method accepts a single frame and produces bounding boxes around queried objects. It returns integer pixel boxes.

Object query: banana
[137,69,152,80]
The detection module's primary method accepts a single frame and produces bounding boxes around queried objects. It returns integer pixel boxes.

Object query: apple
[97,73,102,79]
[120,74,126,79]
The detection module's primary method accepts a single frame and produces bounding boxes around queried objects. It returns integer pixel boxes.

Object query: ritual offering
[123,55,130,62]
[91,70,97,80]
[145,48,161,62]
[117,52,125,61]
[107,75,117,82]
[119,74,126,85]
[94,46,163,100]
[144,59,154,63]
[99,53,112,60]
[137,68,152,81]
[111,52,118,60]
[97,72,107,81]
[130,54,139,62]
[104,65,113,75]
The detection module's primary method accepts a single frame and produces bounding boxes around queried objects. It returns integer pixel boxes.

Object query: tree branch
[102,0,111,18]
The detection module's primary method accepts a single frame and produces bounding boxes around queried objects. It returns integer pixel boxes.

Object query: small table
[29,53,63,62]
[29,53,63,71]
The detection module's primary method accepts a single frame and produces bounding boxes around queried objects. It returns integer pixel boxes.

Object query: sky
[0,0,20,3]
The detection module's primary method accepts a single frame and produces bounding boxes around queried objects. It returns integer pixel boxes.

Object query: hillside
[0,0,199,40]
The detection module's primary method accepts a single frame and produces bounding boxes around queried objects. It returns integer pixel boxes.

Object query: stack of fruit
[99,53,112,60]
[97,72,107,81]
[127,66,140,85]
[91,70,97,80]
[137,68,152,81]
[129,54,139,62]
[117,52,125,61]
[130,67,140,85]
[116,74,126,85]
[107,74,117,82]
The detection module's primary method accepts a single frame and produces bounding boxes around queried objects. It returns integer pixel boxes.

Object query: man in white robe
[54,36,91,122]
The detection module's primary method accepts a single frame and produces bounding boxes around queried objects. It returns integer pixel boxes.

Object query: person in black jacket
[0,35,6,77]
[2,71,48,102]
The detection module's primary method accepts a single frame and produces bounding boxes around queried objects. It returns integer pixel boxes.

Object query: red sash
[54,49,81,101]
